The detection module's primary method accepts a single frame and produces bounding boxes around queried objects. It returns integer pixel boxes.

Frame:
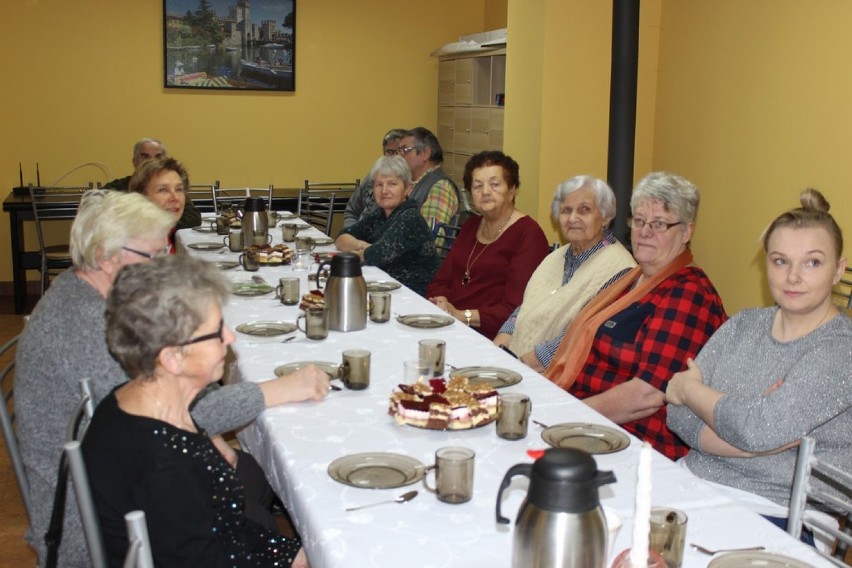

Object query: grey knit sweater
[667,307,852,507]
[16,270,265,567]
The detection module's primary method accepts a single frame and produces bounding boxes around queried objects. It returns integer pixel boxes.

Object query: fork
[690,543,765,555]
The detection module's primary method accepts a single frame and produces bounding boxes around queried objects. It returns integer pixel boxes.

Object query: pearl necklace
[462,211,514,286]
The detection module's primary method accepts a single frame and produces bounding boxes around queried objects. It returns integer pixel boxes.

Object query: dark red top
[567,266,727,460]
[427,215,549,339]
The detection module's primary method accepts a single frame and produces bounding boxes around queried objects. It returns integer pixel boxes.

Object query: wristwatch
[463,309,473,327]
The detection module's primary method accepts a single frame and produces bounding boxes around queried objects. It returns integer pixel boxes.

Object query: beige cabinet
[437,48,506,184]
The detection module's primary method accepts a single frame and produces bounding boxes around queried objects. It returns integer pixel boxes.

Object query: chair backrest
[432,209,477,259]
[831,267,852,309]
[0,335,34,523]
[27,184,87,252]
[301,179,359,235]
[123,511,154,568]
[303,179,360,193]
[298,190,336,235]
[787,436,852,565]
[186,180,219,214]
[213,185,273,215]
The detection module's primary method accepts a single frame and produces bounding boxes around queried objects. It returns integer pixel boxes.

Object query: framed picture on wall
[164,0,295,91]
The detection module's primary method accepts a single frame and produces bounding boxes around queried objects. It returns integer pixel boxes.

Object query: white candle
[629,442,652,567]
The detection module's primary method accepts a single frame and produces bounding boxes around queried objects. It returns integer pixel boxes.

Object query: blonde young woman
[667,188,851,540]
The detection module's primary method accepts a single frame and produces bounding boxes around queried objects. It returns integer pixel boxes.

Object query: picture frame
[164,0,295,91]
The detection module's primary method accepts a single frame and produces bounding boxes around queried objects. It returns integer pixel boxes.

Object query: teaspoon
[690,543,765,555]
[345,490,418,512]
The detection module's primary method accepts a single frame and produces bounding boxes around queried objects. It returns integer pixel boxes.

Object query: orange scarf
[545,250,693,389]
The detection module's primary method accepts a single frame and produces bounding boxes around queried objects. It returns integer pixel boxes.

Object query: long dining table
[178,215,833,568]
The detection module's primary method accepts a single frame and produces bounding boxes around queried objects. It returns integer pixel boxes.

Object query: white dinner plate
[187,242,226,251]
[541,423,630,454]
[395,314,455,329]
[449,366,522,388]
[366,280,402,292]
[274,361,340,377]
[235,321,297,337]
[708,551,813,568]
[328,453,425,489]
[311,236,334,246]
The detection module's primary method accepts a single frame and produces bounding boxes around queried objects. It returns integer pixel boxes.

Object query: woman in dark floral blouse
[336,155,439,295]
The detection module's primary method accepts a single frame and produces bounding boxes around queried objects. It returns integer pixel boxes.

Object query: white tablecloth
[178,218,832,568]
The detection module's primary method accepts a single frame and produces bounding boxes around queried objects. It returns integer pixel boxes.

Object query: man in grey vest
[398,126,461,229]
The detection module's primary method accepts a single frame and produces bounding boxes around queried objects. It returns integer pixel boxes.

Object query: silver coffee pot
[240,197,269,247]
[316,252,366,332]
[496,448,616,568]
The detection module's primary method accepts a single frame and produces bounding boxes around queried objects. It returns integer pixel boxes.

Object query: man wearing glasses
[342,128,408,227]
[397,126,461,229]
[103,137,201,229]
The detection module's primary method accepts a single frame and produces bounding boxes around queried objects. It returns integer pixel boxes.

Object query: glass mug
[296,306,328,340]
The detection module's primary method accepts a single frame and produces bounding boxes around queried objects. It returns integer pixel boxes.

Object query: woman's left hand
[666,357,703,405]
[520,351,545,373]
[432,296,460,319]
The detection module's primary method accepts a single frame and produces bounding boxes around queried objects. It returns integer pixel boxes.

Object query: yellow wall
[653,1,852,311]
[505,0,660,239]
[0,0,493,284]
[506,0,851,313]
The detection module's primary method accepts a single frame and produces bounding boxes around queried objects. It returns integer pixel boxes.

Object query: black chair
[186,180,220,214]
[301,179,359,235]
[787,436,852,565]
[27,184,88,295]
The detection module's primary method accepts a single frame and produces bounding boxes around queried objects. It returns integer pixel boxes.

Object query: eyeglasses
[122,245,171,259]
[397,146,417,156]
[383,148,399,157]
[628,218,683,233]
[179,318,225,346]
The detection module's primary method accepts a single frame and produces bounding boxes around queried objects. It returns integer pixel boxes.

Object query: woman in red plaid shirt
[545,172,727,460]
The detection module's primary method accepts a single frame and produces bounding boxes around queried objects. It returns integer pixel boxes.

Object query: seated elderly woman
[493,175,636,370]
[335,155,439,295]
[83,255,308,567]
[667,188,850,539]
[129,156,196,252]
[545,172,727,460]
[427,151,549,338]
[16,190,329,566]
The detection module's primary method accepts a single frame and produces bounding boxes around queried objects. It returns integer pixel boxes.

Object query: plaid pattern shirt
[567,266,727,460]
[419,176,459,228]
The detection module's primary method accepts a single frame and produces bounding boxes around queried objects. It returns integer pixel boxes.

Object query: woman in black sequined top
[82,255,309,568]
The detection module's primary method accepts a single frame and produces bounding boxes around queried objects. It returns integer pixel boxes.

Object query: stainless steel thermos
[496,448,616,568]
[316,252,366,332]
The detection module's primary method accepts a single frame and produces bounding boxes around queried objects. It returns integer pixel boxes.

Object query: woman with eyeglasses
[16,191,328,567]
[545,172,727,460]
[493,175,636,370]
[82,255,308,567]
[667,188,850,541]
[426,151,549,339]
[129,156,193,253]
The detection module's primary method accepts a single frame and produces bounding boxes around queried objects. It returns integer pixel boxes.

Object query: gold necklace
[462,212,514,286]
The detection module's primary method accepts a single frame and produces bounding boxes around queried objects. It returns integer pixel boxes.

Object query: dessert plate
[449,366,522,389]
[328,453,425,489]
[396,314,455,329]
[407,414,498,431]
[274,361,340,378]
[311,236,334,246]
[366,280,402,292]
[708,552,812,568]
[277,212,298,220]
[213,260,239,270]
[541,423,630,454]
[232,282,275,296]
[191,225,217,234]
[187,242,226,251]
[235,321,297,337]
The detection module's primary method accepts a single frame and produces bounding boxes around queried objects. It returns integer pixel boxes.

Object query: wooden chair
[0,335,34,524]
[212,185,273,215]
[27,184,88,295]
[787,436,852,566]
[832,267,852,309]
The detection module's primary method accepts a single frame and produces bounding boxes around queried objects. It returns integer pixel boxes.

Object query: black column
[607,0,640,247]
